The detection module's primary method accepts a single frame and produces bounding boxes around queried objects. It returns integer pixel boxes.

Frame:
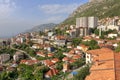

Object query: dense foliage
[82,40,100,50]
[62,0,120,25]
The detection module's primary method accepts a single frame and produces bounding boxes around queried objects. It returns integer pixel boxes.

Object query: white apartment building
[76,16,98,28]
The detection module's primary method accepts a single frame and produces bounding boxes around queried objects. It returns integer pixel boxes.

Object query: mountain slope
[62,0,120,25]
[27,23,57,32]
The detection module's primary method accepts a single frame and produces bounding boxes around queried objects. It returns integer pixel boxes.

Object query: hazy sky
[0,0,88,38]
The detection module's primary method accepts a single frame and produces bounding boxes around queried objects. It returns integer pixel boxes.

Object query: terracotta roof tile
[45,68,59,77]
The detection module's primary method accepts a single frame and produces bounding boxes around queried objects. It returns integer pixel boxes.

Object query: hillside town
[0,16,120,80]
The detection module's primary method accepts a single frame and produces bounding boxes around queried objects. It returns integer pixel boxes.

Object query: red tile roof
[51,58,60,63]
[45,68,59,78]
[62,57,70,61]
[44,60,54,67]
[72,55,81,60]
[20,60,39,65]
[86,48,120,80]
[56,35,66,40]
[48,53,54,57]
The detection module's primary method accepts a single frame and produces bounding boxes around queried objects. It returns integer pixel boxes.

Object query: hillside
[62,0,120,25]
[27,23,57,32]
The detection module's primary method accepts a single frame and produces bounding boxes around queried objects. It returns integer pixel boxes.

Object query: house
[31,38,44,44]
[54,40,66,46]
[63,52,69,57]
[83,36,93,41]
[85,48,114,64]
[63,62,69,73]
[6,67,16,72]
[74,48,81,54]
[77,44,89,52]
[48,32,54,37]
[32,44,41,49]
[69,59,76,63]
[13,51,24,61]
[67,45,73,49]
[66,29,77,38]
[47,46,55,52]
[72,55,81,60]
[0,54,10,63]
[20,60,39,65]
[107,25,119,31]
[54,36,67,46]
[62,57,70,62]
[45,68,59,78]
[108,33,118,38]
[36,52,46,57]
[47,53,54,57]
[98,43,114,49]
[44,44,50,50]
[43,60,54,67]
[51,58,59,63]
[85,48,120,80]
[16,37,25,44]
[93,38,105,44]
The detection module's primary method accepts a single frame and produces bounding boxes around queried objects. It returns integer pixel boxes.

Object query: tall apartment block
[76,16,98,37]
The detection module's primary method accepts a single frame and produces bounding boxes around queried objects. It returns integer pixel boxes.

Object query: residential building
[36,52,46,57]
[108,33,118,38]
[85,48,120,80]
[13,51,24,61]
[76,17,88,28]
[76,16,98,28]
[20,60,39,65]
[0,54,10,63]
[63,62,69,73]
[77,44,89,52]
[45,68,59,78]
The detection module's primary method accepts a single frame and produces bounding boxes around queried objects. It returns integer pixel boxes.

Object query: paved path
[10,45,36,60]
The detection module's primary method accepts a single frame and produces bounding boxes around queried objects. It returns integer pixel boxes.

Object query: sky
[0,0,88,38]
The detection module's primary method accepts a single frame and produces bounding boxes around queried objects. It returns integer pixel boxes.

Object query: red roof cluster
[45,68,59,78]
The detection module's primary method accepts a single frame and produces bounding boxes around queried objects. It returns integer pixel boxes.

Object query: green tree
[115,42,120,52]
[71,66,90,80]
[72,38,82,47]
[94,29,99,35]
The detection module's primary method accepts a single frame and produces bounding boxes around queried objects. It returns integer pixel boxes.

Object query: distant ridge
[27,23,57,32]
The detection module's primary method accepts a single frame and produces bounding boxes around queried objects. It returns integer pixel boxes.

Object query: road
[10,44,36,60]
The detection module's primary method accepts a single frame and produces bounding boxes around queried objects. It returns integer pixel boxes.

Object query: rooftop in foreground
[86,48,120,80]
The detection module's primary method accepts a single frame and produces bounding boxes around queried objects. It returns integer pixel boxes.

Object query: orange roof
[83,36,93,40]
[87,48,114,60]
[36,51,44,54]
[20,60,39,65]
[69,59,76,63]
[45,68,59,77]
[80,44,89,48]
[56,35,66,40]
[114,52,120,80]
[72,55,81,60]
[44,60,54,67]
[36,51,46,57]
[86,48,120,80]
[69,50,75,54]
[48,53,54,57]
[62,57,70,61]
[51,58,59,63]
